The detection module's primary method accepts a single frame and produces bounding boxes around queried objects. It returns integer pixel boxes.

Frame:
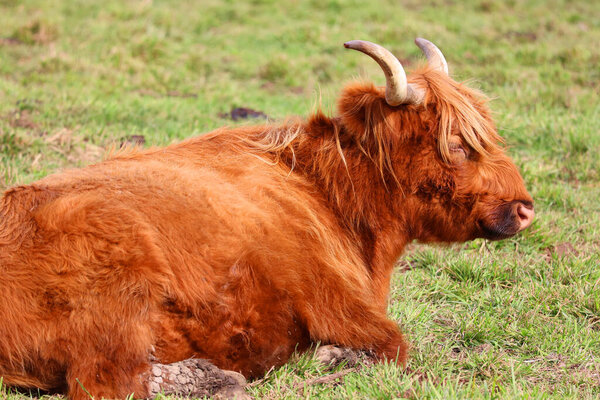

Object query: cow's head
[340,39,534,243]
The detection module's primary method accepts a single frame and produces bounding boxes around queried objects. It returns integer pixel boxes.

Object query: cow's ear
[337,83,392,141]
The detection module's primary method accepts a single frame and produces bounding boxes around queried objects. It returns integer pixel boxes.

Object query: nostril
[516,203,535,229]
[517,205,528,220]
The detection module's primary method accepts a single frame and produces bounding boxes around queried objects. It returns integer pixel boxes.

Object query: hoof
[315,345,373,369]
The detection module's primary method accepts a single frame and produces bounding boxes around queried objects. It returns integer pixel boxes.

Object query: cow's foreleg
[296,286,409,366]
[145,358,249,400]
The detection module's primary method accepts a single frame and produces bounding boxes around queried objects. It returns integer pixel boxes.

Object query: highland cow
[0,39,534,399]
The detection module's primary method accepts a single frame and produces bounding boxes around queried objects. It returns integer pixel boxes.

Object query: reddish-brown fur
[0,66,532,399]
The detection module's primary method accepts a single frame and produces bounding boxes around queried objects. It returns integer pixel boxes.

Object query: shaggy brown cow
[0,38,534,399]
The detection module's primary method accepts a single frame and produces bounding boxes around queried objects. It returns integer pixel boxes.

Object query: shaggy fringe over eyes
[417,69,503,163]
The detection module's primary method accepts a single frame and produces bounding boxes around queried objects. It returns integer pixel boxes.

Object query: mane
[237,118,306,171]
[238,100,399,191]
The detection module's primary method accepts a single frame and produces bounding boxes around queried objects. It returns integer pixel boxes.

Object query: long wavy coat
[0,43,533,399]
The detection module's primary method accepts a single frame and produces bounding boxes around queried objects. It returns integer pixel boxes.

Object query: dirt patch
[503,31,538,42]
[135,89,197,98]
[523,353,600,386]
[6,109,39,129]
[136,89,161,98]
[260,81,276,91]
[474,343,493,354]
[11,20,58,45]
[166,90,198,98]
[219,107,269,121]
[477,1,495,12]
[120,135,146,147]
[0,36,23,46]
[543,242,579,260]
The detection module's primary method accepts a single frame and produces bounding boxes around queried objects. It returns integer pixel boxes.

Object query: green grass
[1,0,599,398]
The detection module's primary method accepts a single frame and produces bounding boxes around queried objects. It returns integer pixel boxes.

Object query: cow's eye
[449,143,467,161]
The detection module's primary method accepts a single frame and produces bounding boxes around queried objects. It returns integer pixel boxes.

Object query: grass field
[1,0,599,399]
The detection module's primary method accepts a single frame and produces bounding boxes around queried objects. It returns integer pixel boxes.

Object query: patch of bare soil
[135,89,198,98]
[219,107,269,121]
[0,36,23,46]
[166,90,198,98]
[503,31,538,42]
[11,20,58,45]
[260,82,306,94]
[120,134,146,147]
[523,353,600,386]
[543,242,579,261]
[6,109,38,129]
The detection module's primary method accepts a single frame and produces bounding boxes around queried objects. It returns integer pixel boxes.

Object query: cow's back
[0,133,371,380]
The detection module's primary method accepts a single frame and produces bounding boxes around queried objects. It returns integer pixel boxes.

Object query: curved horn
[344,40,423,106]
[415,38,448,74]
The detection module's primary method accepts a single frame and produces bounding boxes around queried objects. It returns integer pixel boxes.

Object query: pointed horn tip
[414,37,449,74]
[414,37,434,49]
